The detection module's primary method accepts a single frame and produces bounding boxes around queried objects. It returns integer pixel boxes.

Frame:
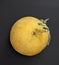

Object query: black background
[0,0,59,65]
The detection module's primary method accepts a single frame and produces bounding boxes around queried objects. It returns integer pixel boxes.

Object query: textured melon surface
[10,16,50,56]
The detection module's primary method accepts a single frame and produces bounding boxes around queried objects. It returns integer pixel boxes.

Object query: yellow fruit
[10,16,50,56]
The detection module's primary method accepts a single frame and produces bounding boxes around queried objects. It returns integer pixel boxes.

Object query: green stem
[40,18,49,24]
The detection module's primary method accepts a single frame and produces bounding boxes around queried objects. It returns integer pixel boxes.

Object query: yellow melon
[10,16,50,56]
